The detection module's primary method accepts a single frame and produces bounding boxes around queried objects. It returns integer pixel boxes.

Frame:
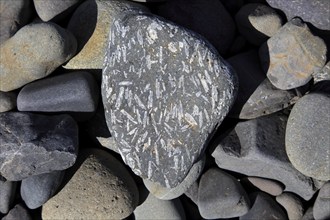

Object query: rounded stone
[2,204,31,220]
[42,149,139,219]
[313,182,330,220]
[276,192,304,220]
[246,176,284,196]
[0,91,17,113]
[0,176,17,214]
[286,93,330,181]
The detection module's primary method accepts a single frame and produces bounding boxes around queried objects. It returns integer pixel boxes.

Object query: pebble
[0,22,77,92]
[246,176,284,196]
[2,204,32,220]
[212,112,320,200]
[227,50,297,119]
[235,3,283,45]
[313,61,330,84]
[17,71,99,114]
[313,182,330,220]
[0,0,32,44]
[266,0,330,30]
[155,0,236,55]
[134,193,186,220]
[33,0,82,22]
[184,181,199,204]
[64,0,148,69]
[143,155,205,200]
[0,112,78,181]
[262,18,327,90]
[42,148,139,219]
[102,12,237,188]
[302,206,314,220]
[198,167,250,219]
[240,192,287,220]
[286,93,330,181]
[0,176,17,214]
[21,170,65,209]
[0,91,17,113]
[276,193,304,220]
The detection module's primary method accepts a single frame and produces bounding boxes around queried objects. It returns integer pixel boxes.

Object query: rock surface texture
[102,12,237,188]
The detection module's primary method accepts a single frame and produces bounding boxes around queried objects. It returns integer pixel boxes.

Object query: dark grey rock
[313,61,330,84]
[235,3,283,45]
[246,177,284,196]
[302,206,314,220]
[266,0,330,30]
[276,192,304,220]
[2,204,32,220]
[184,181,199,204]
[17,71,99,113]
[286,93,330,181]
[212,112,320,200]
[198,167,250,219]
[262,18,327,90]
[155,0,236,55]
[240,192,288,220]
[0,0,32,44]
[0,112,78,181]
[0,91,17,113]
[0,22,77,92]
[33,0,82,21]
[0,176,17,214]
[227,50,297,119]
[134,193,186,220]
[21,170,65,209]
[102,12,237,188]
[313,182,330,220]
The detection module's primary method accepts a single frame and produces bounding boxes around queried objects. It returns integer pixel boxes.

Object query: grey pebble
[0,176,17,214]
[276,192,304,220]
[302,206,315,220]
[313,182,330,220]
[313,61,330,84]
[246,176,284,196]
[2,204,32,220]
[0,91,17,113]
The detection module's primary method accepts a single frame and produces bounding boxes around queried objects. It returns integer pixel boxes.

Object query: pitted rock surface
[102,13,237,188]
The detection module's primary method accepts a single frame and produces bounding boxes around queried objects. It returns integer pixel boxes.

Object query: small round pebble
[0,176,17,214]
[276,192,304,220]
[313,182,330,220]
[246,176,284,196]
[2,204,31,220]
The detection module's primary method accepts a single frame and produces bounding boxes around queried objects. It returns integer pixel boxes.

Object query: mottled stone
[198,167,250,219]
[0,112,78,181]
[313,61,330,84]
[0,91,17,113]
[155,0,236,55]
[64,0,147,70]
[262,18,327,90]
[2,204,31,220]
[17,71,99,113]
[0,176,16,214]
[33,0,82,21]
[42,149,139,219]
[313,182,330,220]
[102,12,237,188]
[134,193,186,220]
[276,193,304,220]
[240,192,287,220]
[286,93,330,181]
[266,0,330,30]
[227,50,297,119]
[235,3,283,45]
[0,22,77,92]
[143,155,205,200]
[0,0,32,44]
[212,113,320,200]
[246,177,284,196]
[21,171,64,209]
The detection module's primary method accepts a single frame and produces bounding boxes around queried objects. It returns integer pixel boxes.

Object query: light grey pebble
[276,192,304,220]
[0,176,17,214]
[313,182,330,220]
[2,204,31,220]
[246,176,284,196]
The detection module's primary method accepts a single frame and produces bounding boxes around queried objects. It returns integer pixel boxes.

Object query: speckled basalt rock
[102,12,237,188]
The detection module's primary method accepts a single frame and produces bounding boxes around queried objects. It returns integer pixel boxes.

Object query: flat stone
[0,176,17,214]
[0,91,17,113]
[143,155,205,200]
[266,0,330,30]
[21,170,65,209]
[33,0,82,21]
[313,61,330,84]
[2,204,31,220]
[154,0,236,55]
[235,3,283,45]
[246,177,284,196]
[64,0,148,70]
[0,112,78,181]
[212,112,320,200]
[262,18,327,90]
[286,93,330,181]
[276,192,304,220]
[0,22,77,92]
[240,192,287,220]
[102,12,237,188]
[42,149,139,219]
[227,50,297,119]
[313,182,330,220]
[0,0,32,44]
[134,193,186,220]
[17,71,99,113]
